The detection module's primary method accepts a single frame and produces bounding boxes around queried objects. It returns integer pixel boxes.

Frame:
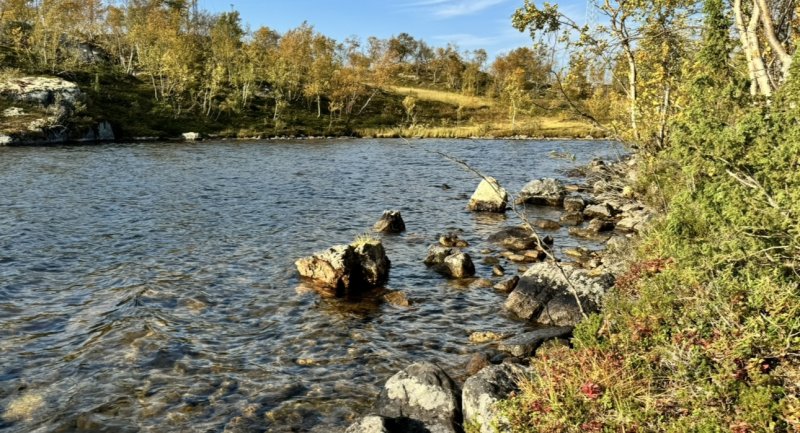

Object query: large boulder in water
[516,178,565,206]
[468,177,508,213]
[463,363,528,433]
[295,238,390,296]
[377,362,462,433]
[374,210,406,233]
[443,252,475,279]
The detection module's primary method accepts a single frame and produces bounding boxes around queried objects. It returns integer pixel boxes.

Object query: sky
[198,0,586,59]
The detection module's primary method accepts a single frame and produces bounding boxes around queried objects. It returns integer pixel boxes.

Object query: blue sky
[199,0,586,59]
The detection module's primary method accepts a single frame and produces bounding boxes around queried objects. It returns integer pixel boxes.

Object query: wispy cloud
[432,27,530,51]
[401,0,509,19]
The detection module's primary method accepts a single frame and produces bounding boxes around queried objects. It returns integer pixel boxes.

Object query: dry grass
[383,85,494,109]
[357,115,600,139]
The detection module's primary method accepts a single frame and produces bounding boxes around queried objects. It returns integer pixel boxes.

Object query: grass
[383,85,494,109]
[357,116,601,139]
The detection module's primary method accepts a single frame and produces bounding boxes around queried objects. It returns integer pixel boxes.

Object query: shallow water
[0,138,624,432]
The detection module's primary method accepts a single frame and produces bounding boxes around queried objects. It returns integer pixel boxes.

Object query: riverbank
[0,74,602,146]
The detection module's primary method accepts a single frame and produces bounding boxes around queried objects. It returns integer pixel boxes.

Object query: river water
[0,139,624,432]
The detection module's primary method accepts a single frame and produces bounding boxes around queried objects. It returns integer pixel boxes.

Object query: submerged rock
[439,232,469,248]
[532,218,561,231]
[374,210,406,233]
[182,132,201,141]
[377,362,461,433]
[463,363,528,433]
[516,178,565,206]
[468,177,509,213]
[295,239,390,296]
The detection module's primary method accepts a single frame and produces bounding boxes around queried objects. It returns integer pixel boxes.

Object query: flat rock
[345,416,392,433]
[497,327,573,357]
[563,194,587,212]
[560,211,584,226]
[532,218,561,231]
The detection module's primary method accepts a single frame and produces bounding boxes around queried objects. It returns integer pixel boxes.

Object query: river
[0,138,624,432]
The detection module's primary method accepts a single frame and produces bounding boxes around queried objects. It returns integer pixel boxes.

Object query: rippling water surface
[0,139,623,432]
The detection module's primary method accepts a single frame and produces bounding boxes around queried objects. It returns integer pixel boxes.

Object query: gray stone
[491,265,504,276]
[465,353,492,376]
[536,293,597,327]
[463,363,528,433]
[439,232,468,248]
[488,226,538,251]
[377,362,461,433]
[2,107,24,117]
[182,132,201,141]
[374,210,406,233]
[497,327,573,357]
[517,178,565,206]
[504,275,554,320]
[468,177,508,213]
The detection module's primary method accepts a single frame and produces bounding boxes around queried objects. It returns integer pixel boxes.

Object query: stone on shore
[0,76,81,106]
[584,203,615,219]
[504,262,613,325]
[569,218,615,238]
[295,238,390,296]
[468,177,508,213]
[377,362,461,433]
[497,327,573,357]
[182,132,201,141]
[374,210,406,233]
[516,178,565,206]
[463,363,527,433]
[563,194,587,212]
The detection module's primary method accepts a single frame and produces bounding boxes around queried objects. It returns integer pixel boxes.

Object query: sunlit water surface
[0,139,624,432]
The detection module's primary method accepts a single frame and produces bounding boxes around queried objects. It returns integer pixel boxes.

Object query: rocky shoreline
[293,154,655,432]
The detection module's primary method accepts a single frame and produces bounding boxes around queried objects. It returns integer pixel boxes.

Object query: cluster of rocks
[345,361,531,433]
[309,156,655,433]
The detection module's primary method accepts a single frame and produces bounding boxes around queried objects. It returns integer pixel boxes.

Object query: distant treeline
[0,0,594,128]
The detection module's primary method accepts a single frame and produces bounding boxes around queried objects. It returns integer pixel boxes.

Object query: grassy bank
[494,80,800,432]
